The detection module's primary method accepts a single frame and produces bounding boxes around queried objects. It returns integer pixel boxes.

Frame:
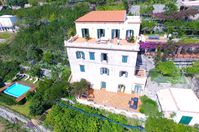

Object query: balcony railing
[65,35,140,51]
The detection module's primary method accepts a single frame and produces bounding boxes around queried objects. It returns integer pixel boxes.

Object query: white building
[177,0,199,19]
[0,15,17,32]
[157,88,199,126]
[65,10,147,94]
[177,0,199,7]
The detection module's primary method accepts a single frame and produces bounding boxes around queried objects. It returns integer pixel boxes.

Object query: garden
[0,116,26,132]
[139,95,198,132]
[0,1,89,118]
[139,1,199,42]
[183,61,199,77]
[0,3,91,130]
[149,61,187,84]
[0,32,11,39]
[139,95,160,116]
[45,101,143,132]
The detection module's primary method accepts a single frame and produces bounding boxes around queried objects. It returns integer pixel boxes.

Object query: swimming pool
[4,83,30,98]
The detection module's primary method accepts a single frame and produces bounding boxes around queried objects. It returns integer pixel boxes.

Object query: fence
[56,101,145,132]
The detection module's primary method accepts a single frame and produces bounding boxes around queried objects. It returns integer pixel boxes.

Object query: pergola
[139,42,199,58]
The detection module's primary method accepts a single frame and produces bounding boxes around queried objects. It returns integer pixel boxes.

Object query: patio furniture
[148,35,160,40]
[33,77,38,84]
[24,75,30,81]
[87,88,94,101]
[132,97,138,102]
[129,97,139,110]
[81,93,87,98]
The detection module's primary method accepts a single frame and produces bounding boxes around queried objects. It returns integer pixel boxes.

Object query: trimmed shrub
[0,93,16,105]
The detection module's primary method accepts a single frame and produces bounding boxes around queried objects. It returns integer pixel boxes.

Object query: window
[118,84,125,92]
[111,29,120,39]
[122,55,128,63]
[101,53,108,62]
[76,51,85,59]
[119,71,128,77]
[134,84,142,94]
[101,81,106,88]
[97,29,105,38]
[80,65,85,72]
[89,52,95,60]
[126,30,134,40]
[100,67,109,75]
[179,116,193,125]
[81,28,89,38]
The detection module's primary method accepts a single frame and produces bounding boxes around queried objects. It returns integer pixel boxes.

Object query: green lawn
[149,69,186,84]
[0,101,34,119]
[178,37,199,44]
[139,96,161,116]
[0,32,11,39]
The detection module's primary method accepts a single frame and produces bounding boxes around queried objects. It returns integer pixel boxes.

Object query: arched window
[100,67,109,75]
[76,51,85,59]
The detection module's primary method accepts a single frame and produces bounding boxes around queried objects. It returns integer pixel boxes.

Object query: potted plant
[85,35,90,41]
[127,36,135,43]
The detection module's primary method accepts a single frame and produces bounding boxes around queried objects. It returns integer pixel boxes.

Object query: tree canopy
[45,103,140,132]
[29,78,69,115]
[184,61,199,76]
[1,2,90,65]
[145,117,197,132]
[156,61,178,77]
[0,61,20,82]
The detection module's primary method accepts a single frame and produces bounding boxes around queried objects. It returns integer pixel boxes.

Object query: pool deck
[0,82,36,102]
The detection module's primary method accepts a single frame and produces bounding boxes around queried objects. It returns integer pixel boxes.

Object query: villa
[157,88,199,126]
[65,10,147,95]
[0,15,17,32]
[177,0,199,19]
[65,10,147,115]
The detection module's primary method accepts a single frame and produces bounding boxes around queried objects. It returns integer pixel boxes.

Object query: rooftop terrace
[65,36,140,51]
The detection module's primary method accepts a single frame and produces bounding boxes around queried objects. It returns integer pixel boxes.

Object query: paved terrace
[65,36,140,51]
[71,37,136,45]
[81,89,142,113]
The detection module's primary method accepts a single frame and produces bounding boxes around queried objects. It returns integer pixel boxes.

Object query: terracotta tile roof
[76,10,126,22]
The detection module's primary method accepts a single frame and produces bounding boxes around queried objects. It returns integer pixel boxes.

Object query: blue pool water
[4,83,30,98]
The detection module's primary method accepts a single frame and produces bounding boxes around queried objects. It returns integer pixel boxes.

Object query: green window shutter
[80,65,85,72]
[179,116,192,125]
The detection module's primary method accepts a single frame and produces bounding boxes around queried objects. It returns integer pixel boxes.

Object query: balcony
[133,69,147,86]
[65,35,140,51]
